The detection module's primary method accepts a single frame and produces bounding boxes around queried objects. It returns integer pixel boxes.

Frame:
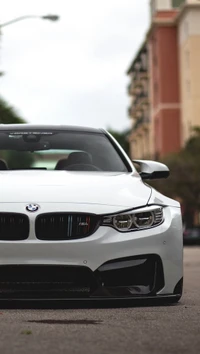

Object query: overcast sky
[0,0,149,131]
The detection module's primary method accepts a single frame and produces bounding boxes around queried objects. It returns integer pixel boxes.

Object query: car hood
[0,171,151,213]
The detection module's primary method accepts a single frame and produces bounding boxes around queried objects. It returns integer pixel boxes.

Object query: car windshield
[0,128,131,172]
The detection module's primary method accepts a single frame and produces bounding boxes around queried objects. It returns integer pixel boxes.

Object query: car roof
[0,124,104,134]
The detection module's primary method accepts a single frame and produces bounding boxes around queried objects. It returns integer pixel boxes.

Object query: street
[0,247,199,354]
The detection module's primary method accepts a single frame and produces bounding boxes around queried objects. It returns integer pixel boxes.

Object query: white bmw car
[0,124,183,303]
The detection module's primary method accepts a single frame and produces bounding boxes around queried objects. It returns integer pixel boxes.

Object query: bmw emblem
[26,204,40,212]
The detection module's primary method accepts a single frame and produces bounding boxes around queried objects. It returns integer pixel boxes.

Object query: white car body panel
[0,204,182,295]
[0,171,151,209]
[148,188,180,208]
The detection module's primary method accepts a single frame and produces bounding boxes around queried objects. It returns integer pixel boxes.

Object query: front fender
[148,187,180,208]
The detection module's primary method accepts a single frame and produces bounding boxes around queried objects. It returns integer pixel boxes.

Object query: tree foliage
[0,97,34,168]
[152,127,200,225]
[0,96,25,124]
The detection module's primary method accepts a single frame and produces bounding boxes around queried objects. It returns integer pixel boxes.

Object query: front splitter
[0,294,181,308]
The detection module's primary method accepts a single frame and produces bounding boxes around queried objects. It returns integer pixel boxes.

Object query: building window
[153,55,157,66]
[141,53,148,71]
[184,21,189,37]
[188,120,192,134]
[185,50,190,69]
[154,82,158,94]
[150,0,156,18]
[186,80,191,96]
[143,80,148,95]
[172,0,185,8]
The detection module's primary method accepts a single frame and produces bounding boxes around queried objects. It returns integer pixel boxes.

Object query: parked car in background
[183,227,200,245]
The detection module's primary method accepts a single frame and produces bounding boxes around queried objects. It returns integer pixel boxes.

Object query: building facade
[178,2,200,145]
[127,42,151,159]
[127,0,200,159]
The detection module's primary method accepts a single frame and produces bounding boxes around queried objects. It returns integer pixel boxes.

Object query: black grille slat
[0,213,29,240]
[35,213,100,240]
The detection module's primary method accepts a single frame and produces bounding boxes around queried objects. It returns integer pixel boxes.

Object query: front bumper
[0,204,183,300]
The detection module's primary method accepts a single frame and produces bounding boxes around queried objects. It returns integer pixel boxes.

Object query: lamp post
[0,14,60,28]
[0,14,59,76]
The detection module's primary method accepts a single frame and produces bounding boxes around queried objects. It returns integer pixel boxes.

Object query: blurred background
[1,0,200,242]
[0,0,149,130]
[127,0,200,241]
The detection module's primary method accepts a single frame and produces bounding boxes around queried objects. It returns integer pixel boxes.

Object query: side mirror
[133,159,170,180]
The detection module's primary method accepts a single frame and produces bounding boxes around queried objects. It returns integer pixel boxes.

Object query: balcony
[128,104,143,119]
[127,82,138,96]
[127,83,131,95]
[129,91,149,119]
[133,113,150,131]
[127,80,146,97]
[128,106,132,117]
[132,71,148,88]
[127,42,148,75]
[134,91,148,105]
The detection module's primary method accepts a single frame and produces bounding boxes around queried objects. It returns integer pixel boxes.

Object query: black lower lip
[0,254,165,300]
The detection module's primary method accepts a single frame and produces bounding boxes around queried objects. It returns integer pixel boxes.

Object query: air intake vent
[0,265,98,299]
[35,213,100,240]
[0,213,29,240]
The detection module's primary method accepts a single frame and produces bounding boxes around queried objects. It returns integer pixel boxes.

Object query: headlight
[113,214,133,232]
[102,206,164,232]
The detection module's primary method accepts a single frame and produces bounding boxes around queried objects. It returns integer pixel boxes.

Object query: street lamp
[0,14,59,76]
[0,14,60,28]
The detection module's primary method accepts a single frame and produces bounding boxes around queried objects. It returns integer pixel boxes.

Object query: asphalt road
[0,247,199,354]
